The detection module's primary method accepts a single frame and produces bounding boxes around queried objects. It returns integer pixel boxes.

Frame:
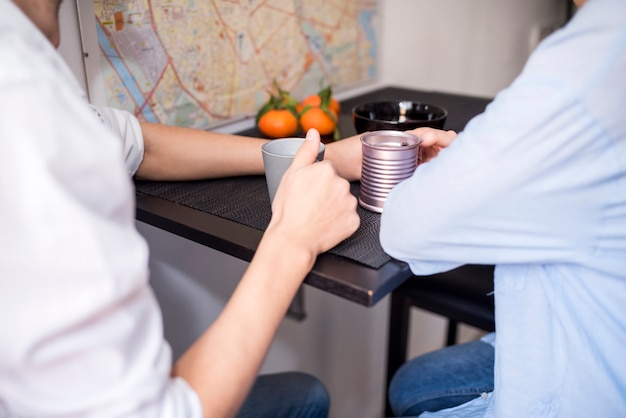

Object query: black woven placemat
[135,177,391,269]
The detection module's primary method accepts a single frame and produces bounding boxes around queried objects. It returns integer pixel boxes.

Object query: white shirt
[0,2,202,416]
[381,0,626,416]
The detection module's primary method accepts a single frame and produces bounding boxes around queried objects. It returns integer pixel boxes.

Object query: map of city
[93,0,378,130]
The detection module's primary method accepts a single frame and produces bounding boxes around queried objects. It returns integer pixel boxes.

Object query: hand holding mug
[267,129,360,258]
[408,127,457,163]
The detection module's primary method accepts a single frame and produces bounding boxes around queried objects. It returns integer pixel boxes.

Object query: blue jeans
[389,340,495,417]
[237,372,330,418]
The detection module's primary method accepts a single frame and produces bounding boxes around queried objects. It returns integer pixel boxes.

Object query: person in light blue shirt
[381,0,626,416]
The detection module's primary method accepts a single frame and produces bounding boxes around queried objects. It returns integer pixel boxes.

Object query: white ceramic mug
[261,138,325,204]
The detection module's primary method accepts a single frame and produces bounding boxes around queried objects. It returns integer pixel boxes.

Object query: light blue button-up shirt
[380,0,626,416]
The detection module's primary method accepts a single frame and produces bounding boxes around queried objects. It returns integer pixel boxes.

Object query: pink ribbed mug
[359,130,422,213]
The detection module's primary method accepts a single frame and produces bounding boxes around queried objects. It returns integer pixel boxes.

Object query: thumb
[289,128,322,171]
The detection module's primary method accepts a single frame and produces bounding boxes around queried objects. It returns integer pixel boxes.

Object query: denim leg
[388,340,494,417]
[236,372,330,418]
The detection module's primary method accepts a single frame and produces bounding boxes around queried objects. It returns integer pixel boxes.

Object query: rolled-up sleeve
[90,106,145,176]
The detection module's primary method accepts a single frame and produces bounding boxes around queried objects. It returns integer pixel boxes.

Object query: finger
[412,128,457,147]
[437,130,457,147]
[289,128,322,171]
[412,128,440,146]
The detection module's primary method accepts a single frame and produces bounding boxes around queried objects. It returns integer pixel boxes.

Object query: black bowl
[352,100,447,134]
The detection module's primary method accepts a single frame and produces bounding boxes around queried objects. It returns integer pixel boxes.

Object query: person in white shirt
[381,0,626,416]
[0,1,361,417]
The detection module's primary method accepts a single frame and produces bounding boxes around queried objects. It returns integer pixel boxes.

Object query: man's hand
[408,127,458,163]
[268,129,360,260]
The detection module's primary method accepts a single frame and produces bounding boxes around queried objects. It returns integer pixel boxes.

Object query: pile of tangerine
[256,82,341,140]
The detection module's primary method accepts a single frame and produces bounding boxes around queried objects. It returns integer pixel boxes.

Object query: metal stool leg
[446,319,459,346]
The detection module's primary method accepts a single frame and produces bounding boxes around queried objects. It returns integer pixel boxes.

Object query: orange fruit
[300,107,337,137]
[297,94,341,115]
[257,109,298,138]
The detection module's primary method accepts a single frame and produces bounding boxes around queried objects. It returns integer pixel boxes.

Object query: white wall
[58,1,87,90]
[379,0,568,97]
[55,1,567,417]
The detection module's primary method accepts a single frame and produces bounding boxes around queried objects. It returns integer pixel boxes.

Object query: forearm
[172,231,314,418]
[137,121,365,182]
[135,122,269,180]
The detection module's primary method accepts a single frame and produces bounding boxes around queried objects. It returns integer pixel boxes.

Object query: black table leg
[385,290,412,417]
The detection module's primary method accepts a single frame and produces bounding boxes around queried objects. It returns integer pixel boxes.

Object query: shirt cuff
[164,377,204,418]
